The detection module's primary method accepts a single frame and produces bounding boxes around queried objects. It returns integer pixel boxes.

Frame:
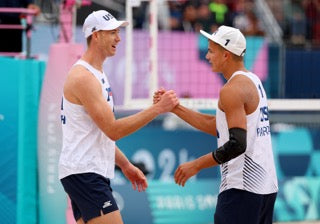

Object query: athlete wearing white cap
[82,10,128,38]
[200,25,246,57]
[154,25,278,223]
[59,10,178,224]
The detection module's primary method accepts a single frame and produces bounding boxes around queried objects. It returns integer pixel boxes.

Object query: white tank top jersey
[59,60,115,180]
[216,71,278,195]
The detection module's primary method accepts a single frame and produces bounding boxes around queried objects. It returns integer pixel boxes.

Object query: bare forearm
[110,105,161,140]
[174,152,218,187]
[194,152,218,171]
[93,89,177,140]
[172,105,217,136]
[92,105,162,141]
[115,146,130,169]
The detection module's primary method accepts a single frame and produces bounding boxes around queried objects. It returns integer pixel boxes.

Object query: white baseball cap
[200,25,246,56]
[83,10,129,38]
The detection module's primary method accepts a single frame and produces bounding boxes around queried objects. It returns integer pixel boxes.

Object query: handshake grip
[153,89,179,113]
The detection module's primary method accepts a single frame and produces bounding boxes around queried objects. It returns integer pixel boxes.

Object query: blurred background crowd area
[29,0,320,48]
[129,0,320,47]
[2,0,319,48]
[67,0,320,48]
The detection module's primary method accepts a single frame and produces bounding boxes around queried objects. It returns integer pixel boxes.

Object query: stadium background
[0,0,319,223]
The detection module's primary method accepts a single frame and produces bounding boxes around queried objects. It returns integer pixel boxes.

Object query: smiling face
[96,28,121,57]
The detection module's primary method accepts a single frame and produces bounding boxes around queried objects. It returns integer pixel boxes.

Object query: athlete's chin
[211,66,217,72]
[108,51,116,57]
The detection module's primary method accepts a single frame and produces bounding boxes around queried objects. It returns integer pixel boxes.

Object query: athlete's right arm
[153,89,217,136]
[171,105,217,136]
[63,67,179,141]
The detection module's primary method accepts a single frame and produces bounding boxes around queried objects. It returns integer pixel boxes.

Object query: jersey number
[259,106,269,122]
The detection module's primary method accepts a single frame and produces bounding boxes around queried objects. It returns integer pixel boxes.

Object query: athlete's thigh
[87,210,123,224]
[260,192,277,224]
[214,188,263,224]
[76,218,85,224]
[61,173,119,223]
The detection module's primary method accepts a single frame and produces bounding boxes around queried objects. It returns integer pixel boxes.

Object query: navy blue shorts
[60,173,119,222]
[214,188,277,224]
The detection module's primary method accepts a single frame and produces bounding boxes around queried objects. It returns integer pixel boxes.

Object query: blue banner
[117,128,220,180]
[113,178,320,224]
[275,178,320,221]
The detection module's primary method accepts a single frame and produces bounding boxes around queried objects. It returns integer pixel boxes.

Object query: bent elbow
[111,134,122,141]
[239,143,246,154]
[104,132,121,141]
[108,135,119,141]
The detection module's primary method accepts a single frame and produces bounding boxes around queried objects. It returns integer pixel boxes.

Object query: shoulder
[226,75,258,98]
[221,74,260,113]
[219,75,254,109]
[66,65,100,90]
[220,76,246,100]
[63,65,101,104]
[228,74,252,88]
[219,83,243,111]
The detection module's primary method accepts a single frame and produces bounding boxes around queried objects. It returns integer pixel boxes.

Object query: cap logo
[224,39,230,46]
[102,13,114,21]
[91,27,96,32]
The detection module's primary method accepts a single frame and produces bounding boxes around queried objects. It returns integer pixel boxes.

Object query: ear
[92,31,99,40]
[223,50,230,59]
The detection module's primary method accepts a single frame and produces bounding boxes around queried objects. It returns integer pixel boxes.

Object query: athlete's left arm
[174,83,249,186]
[115,145,148,191]
[211,83,247,164]
[219,84,247,130]
[174,153,219,187]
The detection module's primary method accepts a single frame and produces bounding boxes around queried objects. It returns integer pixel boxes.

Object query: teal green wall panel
[0,57,45,224]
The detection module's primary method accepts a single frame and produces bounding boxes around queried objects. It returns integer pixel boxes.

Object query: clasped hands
[153,87,179,113]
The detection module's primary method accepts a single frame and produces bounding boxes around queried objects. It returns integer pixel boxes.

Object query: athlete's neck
[81,49,105,73]
[222,62,247,81]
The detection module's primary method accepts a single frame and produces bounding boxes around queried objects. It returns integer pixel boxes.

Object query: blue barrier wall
[116,127,219,180]
[115,124,320,223]
[113,178,320,224]
[285,49,320,98]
